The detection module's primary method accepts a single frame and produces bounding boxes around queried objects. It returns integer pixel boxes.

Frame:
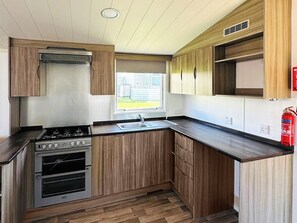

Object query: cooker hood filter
[39,48,92,65]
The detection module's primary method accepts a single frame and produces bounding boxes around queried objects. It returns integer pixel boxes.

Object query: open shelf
[214,32,264,97]
[215,52,263,63]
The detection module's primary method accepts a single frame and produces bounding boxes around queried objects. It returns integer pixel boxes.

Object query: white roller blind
[116,59,166,73]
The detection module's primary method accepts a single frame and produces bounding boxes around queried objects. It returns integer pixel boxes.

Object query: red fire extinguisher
[281,106,297,146]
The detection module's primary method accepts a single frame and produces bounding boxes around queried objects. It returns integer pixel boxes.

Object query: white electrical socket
[260,124,270,134]
[225,117,233,125]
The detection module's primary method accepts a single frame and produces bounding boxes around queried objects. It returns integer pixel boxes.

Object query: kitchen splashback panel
[20,63,113,127]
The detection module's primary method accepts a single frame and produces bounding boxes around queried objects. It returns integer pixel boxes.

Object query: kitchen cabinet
[1,145,28,223]
[93,134,136,196]
[10,38,115,97]
[173,0,291,99]
[10,46,44,97]
[170,57,182,94]
[91,51,115,95]
[239,155,292,223]
[135,130,173,189]
[174,133,194,208]
[92,130,173,197]
[173,132,234,217]
[180,52,195,95]
[263,0,291,99]
[195,46,213,95]
[91,136,103,197]
[214,33,264,96]
[170,47,212,96]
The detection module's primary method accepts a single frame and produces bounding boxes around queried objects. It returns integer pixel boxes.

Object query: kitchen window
[116,59,166,112]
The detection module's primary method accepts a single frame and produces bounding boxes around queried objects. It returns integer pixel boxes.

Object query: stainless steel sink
[117,122,152,130]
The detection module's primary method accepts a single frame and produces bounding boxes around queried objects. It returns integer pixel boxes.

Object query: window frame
[115,72,166,114]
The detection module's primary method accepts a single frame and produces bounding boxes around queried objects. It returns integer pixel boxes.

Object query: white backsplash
[20,63,184,127]
[0,50,10,137]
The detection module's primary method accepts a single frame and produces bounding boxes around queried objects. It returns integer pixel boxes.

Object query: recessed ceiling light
[101,8,120,19]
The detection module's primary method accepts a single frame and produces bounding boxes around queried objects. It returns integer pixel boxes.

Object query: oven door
[35,147,91,174]
[34,167,91,207]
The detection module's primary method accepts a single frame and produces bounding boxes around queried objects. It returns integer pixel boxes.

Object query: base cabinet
[135,131,173,189]
[239,155,292,223]
[174,133,194,208]
[173,133,234,218]
[1,146,28,223]
[92,130,173,197]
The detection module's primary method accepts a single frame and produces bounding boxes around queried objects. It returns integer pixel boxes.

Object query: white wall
[0,49,10,137]
[184,0,297,219]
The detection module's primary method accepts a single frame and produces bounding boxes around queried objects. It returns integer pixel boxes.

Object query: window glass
[116,72,163,111]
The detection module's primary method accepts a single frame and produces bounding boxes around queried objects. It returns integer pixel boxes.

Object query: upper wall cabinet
[195,46,213,96]
[10,47,43,97]
[172,0,291,99]
[90,51,115,95]
[170,57,182,94]
[170,46,213,96]
[10,38,115,97]
[263,0,291,99]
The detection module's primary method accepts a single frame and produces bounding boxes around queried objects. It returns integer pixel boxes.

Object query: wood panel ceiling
[0,0,246,54]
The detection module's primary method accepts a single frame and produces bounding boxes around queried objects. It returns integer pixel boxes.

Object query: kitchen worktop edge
[0,117,293,165]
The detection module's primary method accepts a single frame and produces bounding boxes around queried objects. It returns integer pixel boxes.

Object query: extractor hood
[39,47,92,64]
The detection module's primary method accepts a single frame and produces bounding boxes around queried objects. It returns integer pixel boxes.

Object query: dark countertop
[0,129,43,165]
[0,118,293,165]
[170,119,293,162]
[91,120,173,135]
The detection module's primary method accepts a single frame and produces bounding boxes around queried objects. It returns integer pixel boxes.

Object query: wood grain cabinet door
[170,57,182,94]
[101,134,136,196]
[181,52,195,95]
[135,130,173,189]
[10,46,40,97]
[195,46,213,96]
[90,51,115,95]
[1,146,28,223]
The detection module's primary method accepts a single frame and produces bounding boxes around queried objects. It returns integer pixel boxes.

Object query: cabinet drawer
[175,133,193,153]
[174,167,183,194]
[175,155,193,179]
[183,175,194,207]
[184,149,194,166]
[175,144,194,166]
[174,167,194,207]
[175,144,184,159]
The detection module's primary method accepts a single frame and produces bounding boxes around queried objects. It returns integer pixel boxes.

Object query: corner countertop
[169,119,293,162]
[0,117,293,165]
[91,118,293,163]
[0,129,43,165]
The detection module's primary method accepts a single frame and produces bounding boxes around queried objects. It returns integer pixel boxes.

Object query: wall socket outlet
[260,124,270,134]
[225,117,233,125]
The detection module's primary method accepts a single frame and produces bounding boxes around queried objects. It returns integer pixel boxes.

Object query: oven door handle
[36,148,90,157]
[39,167,91,179]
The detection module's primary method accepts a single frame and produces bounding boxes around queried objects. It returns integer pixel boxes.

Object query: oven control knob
[42,145,47,150]
[48,144,52,149]
[76,141,81,146]
[54,143,59,148]
[70,141,75,147]
[82,140,86,145]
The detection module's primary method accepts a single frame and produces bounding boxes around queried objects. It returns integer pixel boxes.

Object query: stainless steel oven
[34,136,92,207]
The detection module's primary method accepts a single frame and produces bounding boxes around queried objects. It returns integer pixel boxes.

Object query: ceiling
[0,0,246,54]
